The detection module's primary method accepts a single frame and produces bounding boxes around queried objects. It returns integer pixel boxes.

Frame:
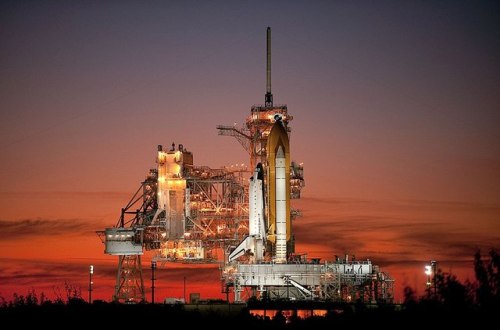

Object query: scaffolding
[114,255,145,303]
[156,163,250,262]
[98,144,251,302]
[221,258,394,304]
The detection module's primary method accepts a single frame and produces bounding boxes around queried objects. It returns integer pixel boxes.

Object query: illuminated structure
[425,265,432,288]
[98,144,249,303]
[425,260,437,297]
[98,27,393,304]
[220,27,393,304]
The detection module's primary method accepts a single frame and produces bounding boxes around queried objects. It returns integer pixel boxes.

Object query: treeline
[0,282,83,308]
[403,249,499,310]
[0,250,498,328]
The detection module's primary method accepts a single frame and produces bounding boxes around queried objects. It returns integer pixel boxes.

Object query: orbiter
[228,115,291,263]
[228,164,266,262]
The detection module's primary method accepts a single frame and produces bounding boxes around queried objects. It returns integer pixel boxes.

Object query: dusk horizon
[1,1,499,304]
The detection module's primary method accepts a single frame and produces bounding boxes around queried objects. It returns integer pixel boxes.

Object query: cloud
[0,218,101,239]
[292,196,500,268]
[0,191,130,200]
[153,265,220,289]
[0,258,112,286]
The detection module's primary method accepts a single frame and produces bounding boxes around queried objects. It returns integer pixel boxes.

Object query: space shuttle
[228,164,266,262]
[228,28,292,264]
[228,117,291,263]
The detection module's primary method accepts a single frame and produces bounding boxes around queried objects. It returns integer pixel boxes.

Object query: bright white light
[424,265,432,276]
[90,265,94,274]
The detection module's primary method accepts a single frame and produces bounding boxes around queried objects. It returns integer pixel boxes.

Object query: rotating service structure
[98,143,251,303]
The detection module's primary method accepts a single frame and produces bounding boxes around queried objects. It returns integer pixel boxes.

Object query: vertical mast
[265,27,273,107]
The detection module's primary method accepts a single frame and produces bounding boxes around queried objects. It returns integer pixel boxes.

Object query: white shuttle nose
[276,145,285,158]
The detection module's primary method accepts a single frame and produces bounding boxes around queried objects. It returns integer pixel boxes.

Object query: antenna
[265,27,273,107]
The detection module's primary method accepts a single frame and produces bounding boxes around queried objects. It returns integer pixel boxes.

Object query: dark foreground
[1,300,497,329]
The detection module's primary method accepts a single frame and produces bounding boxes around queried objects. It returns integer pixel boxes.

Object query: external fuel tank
[266,118,291,262]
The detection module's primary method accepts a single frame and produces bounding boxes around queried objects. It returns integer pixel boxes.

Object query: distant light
[424,265,432,276]
[90,265,94,274]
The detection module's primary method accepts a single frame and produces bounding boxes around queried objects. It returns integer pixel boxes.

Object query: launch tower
[220,28,394,303]
[99,27,393,304]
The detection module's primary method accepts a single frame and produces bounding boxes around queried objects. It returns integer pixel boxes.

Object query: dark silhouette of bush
[474,249,500,310]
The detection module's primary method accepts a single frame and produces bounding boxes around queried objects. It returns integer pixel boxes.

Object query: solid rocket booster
[275,146,287,263]
[228,165,265,262]
[266,119,291,263]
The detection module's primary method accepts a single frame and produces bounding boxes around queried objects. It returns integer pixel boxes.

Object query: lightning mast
[217,26,304,196]
[265,27,273,107]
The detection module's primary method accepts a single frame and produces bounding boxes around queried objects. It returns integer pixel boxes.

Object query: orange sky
[1,192,498,302]
[1,1,499,303]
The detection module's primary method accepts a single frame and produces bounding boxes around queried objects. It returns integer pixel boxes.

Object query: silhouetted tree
[403,286,417,305]
[39,291,50,305]
[26,288,38,306]
[12,293,25,307]
[273,310,286,327]
[474,249,500,309]
[434,271,472,310]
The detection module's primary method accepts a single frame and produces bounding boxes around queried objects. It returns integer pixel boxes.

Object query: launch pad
[223,256,393,303]
[98,27,393,304]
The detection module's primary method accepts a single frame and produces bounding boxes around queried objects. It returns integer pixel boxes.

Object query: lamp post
[425,260,438,298]
[431,260,437,298]
[424,265,432,289]
[89,265,93,304]
[151,260,157,304]
[183,276,186,303]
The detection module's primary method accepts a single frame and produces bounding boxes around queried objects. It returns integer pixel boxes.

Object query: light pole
[151,260,157,304]
[431,260,437,298]
[89,265,93,304]
[425,260,438,298]
[424,264,432,290]
[183,276,186,303]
